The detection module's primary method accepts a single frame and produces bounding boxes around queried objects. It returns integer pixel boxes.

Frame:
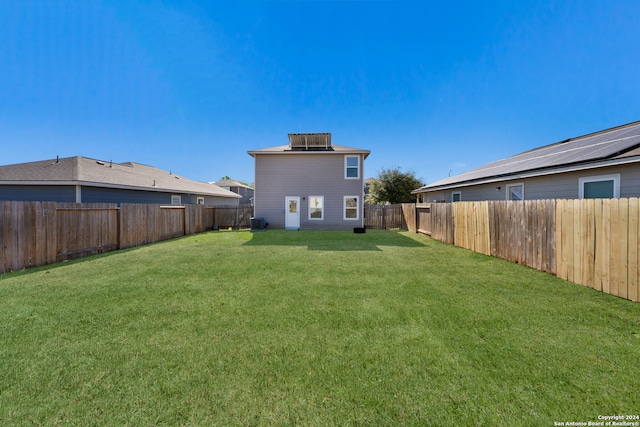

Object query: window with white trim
[197,197,205,205]
[309,196,324,220]
[171,195,182,205]
[506,183,524,201]
[345,156,360,179]
[579,174,620,199]
[452,192,461,202]
[344,196,359,220]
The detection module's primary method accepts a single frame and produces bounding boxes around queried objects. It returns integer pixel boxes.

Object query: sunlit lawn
[1,230,639,426]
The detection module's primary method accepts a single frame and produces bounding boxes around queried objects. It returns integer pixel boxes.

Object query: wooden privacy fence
[1,202,252,273]
[364,203,416,231]
[416,199,639,303]
[213,205,253,230]
[556,198,639,302]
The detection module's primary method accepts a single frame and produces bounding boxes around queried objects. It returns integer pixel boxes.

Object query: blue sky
[1,1,639,185]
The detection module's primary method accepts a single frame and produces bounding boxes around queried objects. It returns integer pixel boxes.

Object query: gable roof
[415,120,640,192]
[0,156,241,198]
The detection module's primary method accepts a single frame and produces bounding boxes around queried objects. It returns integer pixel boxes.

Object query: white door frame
[285,196,300,230]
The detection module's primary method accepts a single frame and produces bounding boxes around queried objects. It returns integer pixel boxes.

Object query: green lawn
[1,230,639,426]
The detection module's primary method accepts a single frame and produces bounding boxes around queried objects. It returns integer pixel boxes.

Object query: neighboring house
[213,179,254,205]
[248,133,370,230]
[413,120,640,203]
[0,156,241,206]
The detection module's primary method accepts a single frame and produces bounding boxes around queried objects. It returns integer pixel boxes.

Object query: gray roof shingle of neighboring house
[415,120,640,192]
[213,179,252,189]
[0,156,241,198]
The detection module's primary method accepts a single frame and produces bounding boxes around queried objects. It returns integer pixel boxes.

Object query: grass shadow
[243,229,425,251]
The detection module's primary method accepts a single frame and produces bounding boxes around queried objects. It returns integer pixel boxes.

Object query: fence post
[382,206,386,229]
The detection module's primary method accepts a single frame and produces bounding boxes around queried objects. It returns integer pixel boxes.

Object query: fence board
[402,203,416,233]
[594,200,606,293]
[584,199,596,289]
[496,201,507,260]
[563,199,572,282]
[526,201,535,269]
[534,200,547,271]
[629,198,639,302]
[36,202,57,268]
[576,199,585,288]
[545,200,556,274]
[614,199,629,299]
[609,200,621,297]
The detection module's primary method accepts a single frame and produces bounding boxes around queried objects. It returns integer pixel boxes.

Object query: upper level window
[309,196,324,220]
[579,174,620,199]
[506,183,524,201]
[345,156,360,179]
[171,195,182,205]
[196,197,205,205]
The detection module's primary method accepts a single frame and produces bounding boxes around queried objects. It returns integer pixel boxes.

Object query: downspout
[253,155,257,217]
[361,153,365,228]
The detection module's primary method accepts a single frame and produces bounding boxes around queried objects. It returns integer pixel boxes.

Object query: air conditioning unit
[251,217,267,231]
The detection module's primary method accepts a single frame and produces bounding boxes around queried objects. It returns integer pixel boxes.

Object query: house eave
[248,147,370,159]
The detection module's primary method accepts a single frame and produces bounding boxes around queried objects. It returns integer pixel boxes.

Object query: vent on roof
[288,133,332,151]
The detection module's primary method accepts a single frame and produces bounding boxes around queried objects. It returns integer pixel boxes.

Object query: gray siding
[254,153,365,230]
[0,185,76,202]
[82,187,171,204]
[82,187,239,206]
[419,163,640,202]
[0,184,239,206]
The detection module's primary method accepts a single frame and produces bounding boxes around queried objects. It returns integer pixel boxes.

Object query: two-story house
[248,133,370,230]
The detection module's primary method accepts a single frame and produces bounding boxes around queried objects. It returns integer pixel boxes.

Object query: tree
[366,167,424,204]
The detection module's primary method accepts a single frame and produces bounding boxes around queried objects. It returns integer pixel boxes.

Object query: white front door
[285,196,300,229]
